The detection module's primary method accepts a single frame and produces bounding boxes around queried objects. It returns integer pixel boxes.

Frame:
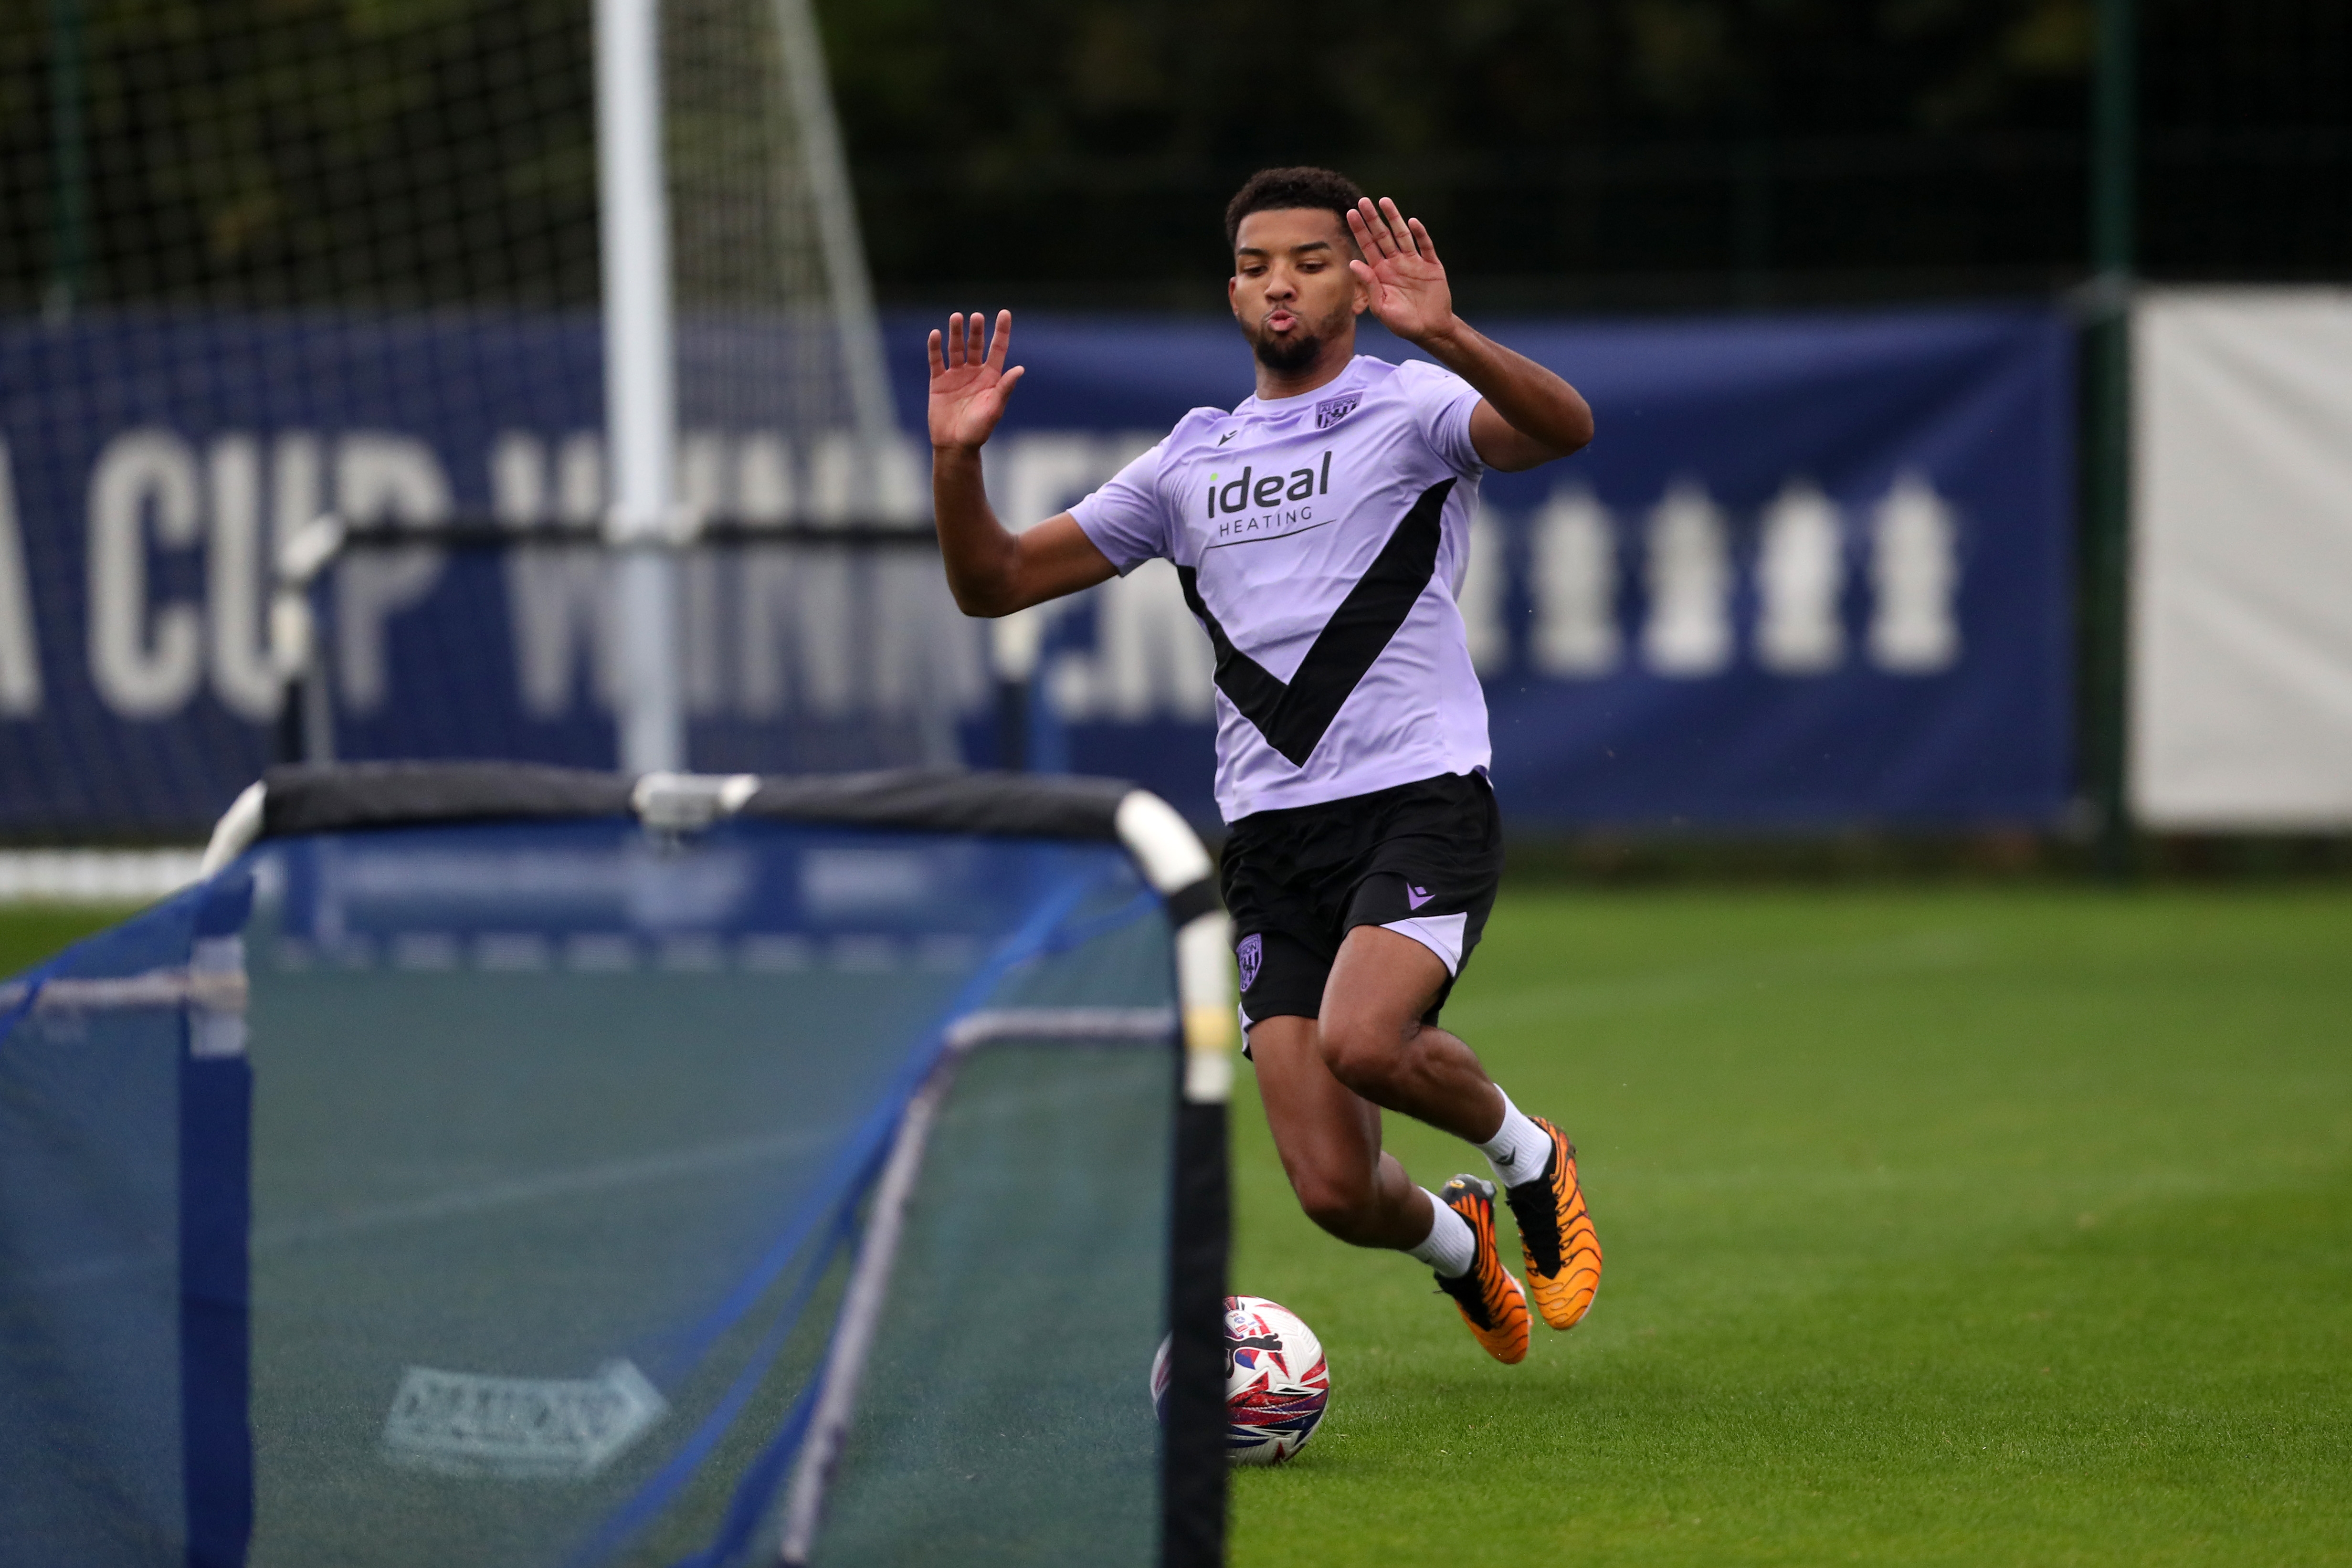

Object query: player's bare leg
[1248,1015,1430,1249]
[1255,924,1601,1346]
[1315,926,1502,1139]
[1249,930,1534,1361]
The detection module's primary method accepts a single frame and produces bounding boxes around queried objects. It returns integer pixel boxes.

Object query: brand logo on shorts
[1236,932,1263,991]
[1407,884,1434,910]
[1315,392,1361,430]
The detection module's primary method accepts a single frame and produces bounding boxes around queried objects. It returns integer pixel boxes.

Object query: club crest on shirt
[1314,392,1361,430]
[1236,932,1263,991]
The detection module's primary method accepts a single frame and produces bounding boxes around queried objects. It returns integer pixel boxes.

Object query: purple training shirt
[1070,354,1492,823]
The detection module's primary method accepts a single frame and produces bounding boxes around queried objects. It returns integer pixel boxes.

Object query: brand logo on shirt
[1315,392,1361,430]
[1216,428,1238,446]
[1236,932,1263,991]
[1204,452,1332,519]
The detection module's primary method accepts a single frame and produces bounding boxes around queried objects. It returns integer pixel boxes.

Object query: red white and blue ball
[1151,1294,1330,1465]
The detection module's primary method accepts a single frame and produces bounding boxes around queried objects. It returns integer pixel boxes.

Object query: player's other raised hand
[1346,198,1457,347]
[928,309,1025,452]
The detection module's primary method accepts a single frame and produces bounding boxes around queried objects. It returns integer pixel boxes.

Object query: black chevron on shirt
[1176,478,1453,768]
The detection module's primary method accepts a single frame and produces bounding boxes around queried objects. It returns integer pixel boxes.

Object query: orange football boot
[1503,1115,1602,1331]
[1432,1175,1530,1365]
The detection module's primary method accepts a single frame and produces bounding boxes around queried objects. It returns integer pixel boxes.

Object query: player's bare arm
[1345,197,1595,472]
[927,308,1115,617]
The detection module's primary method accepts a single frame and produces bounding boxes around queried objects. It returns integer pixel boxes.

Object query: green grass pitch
[1225,887,2352,1566]
[6,887,2347,1563]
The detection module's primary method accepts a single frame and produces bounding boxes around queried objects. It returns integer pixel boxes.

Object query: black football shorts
[1219,770,1503,1047]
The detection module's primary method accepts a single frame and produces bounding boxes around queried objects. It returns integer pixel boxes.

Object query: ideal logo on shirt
[1204,452,1333,529]
[1314,392,1361,429]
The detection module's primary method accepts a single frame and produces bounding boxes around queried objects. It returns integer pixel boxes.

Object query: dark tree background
[0,0,2344,313]
[825,0,2349,307]
[0,0,603,311]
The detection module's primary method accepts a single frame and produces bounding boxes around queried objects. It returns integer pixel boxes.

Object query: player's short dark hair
[1224,167,1364,252]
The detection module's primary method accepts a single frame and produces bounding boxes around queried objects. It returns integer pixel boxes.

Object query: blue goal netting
[0,764,1232,1568]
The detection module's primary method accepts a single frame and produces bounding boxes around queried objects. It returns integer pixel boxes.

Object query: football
[1150,1294,1331,1465]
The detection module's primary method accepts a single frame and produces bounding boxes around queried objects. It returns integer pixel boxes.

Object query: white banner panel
[2132,288,2352,828]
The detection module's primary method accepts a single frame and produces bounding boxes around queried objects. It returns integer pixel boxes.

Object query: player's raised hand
[1346,198,1457,347]
[928,310,1025,452]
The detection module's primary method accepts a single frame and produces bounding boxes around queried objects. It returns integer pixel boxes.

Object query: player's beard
[1251,326,1324,374]
[1245,301,1348,374]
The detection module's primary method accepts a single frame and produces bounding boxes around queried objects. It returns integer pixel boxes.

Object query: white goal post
[593,0,899,774]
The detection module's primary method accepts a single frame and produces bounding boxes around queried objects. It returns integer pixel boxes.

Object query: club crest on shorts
[1236,932,1263,991]
[1314,392,1361,430]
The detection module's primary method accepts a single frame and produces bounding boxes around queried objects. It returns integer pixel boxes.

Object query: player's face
[1229,209,1367,373]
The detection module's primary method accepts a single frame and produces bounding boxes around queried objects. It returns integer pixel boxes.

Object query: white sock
[1479,1090,1554,1191]
[1406,1189,1477,1278]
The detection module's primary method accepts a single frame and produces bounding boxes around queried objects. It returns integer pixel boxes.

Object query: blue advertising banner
[951,306,2075,827]
[0,306,2072,834]
[0,315,980,832]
